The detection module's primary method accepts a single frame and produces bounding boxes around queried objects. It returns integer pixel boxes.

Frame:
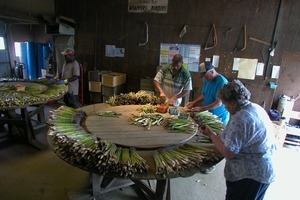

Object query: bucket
[278,95,294,114]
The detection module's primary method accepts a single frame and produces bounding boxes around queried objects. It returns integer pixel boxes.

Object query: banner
[128,0,168,14]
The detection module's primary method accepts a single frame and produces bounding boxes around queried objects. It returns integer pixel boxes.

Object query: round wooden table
[0,79,67,149]
[68,103,223,200]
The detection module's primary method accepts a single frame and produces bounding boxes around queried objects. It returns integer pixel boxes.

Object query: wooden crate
[89,81,102,92]
[102,72,126,87]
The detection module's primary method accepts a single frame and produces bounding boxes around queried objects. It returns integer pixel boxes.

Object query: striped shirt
[154,64,192,106]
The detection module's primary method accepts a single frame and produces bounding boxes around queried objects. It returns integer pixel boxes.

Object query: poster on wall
[128,0,168,14]
[233,58,258,80]
[159,43,201,72]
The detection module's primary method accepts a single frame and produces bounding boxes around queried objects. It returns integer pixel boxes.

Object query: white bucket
[278,95,294,121]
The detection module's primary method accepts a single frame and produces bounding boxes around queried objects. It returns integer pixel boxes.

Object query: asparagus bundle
[105,90,164,106]
[49,130,118,174]
[130,113,164,130]
[48,106,86,125]
[96,110,122,117]
[113,147,149,178]
[191,111,224,134]
[163,118,197,133]
[153,144,222,177]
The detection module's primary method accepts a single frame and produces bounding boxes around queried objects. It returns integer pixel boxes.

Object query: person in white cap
[58,47,82,108]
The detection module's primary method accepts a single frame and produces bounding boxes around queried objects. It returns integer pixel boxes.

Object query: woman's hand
[200,125,214,137]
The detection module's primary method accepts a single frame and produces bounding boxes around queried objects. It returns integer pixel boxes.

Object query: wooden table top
[83,104,198,150]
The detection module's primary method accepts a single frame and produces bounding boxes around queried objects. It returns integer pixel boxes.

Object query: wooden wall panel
[54,0,300,111]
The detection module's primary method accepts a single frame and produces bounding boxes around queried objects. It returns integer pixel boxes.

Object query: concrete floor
[0,103,299,200]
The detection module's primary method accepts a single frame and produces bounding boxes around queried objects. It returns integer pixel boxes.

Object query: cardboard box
[102,72,126,87]
[102,84,125,96]
[88,70,112,82]
[89,81,102,92]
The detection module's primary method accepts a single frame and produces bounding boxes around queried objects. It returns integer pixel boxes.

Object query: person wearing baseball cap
[57,47,82,108]
[186,61,229,174]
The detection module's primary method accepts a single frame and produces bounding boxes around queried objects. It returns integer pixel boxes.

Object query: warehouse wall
[52,0,300,114]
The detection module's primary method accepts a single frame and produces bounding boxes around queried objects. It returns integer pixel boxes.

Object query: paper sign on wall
[256,62,264,76]
[128,0,168,14]
[212,55,220,68]
[271,65,280,79]
[234,58,258,80]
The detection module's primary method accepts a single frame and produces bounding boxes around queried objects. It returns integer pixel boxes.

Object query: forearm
[201,99,222,111]
[209,133,235,159]
[174,90,190,99]
[153,80,165,94]
[66,75,79,82]
[192,94,204,104]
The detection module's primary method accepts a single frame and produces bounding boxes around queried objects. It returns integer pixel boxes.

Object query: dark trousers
[63,93,82,108]
[226,178,270,200]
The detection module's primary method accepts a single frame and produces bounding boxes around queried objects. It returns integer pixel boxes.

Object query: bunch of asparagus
[153,144,221,177]
[163,118,197,133]
[96,110,122,117]
[105,90,164,106]
[191,111,224,134]
[130,113,164,130]
[113,147,149,178]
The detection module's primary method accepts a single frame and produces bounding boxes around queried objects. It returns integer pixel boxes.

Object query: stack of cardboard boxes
[88,70,111,103]
[88,70,127,103]
[102,72,127,102]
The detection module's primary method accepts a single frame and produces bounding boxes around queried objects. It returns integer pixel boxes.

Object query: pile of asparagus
[48,106,148,177]
[105,90,164,106]
[0,79,67,108]
[130,113,164,130]
[153,144,221,177]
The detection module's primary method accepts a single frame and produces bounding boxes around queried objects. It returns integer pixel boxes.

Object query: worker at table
[154,54,193,106]
[58,48,82,108]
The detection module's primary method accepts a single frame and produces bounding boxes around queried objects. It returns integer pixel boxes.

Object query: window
[14,42,21,57]
[0,37,5,50]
